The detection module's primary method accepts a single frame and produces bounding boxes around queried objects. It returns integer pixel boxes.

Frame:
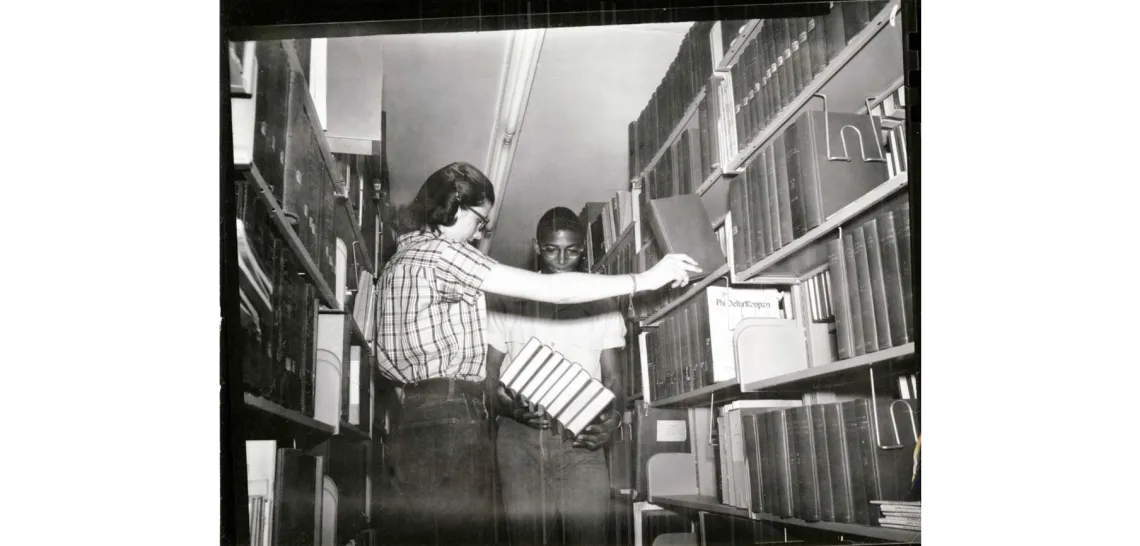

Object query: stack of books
[870,501,925,531]
[500,337,617,437]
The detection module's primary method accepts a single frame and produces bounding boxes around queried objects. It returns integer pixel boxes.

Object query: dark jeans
[496,417,610,546]
[378,380,495,546]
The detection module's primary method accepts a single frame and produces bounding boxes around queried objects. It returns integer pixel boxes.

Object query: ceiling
[330,23,692,268]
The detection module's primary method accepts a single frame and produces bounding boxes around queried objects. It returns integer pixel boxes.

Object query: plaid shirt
[376,231,497,383]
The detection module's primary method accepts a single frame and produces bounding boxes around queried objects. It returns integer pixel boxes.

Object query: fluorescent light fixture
[478,29,545,255]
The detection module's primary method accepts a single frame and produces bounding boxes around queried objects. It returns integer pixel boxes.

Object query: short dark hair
[395,162,496,235]
[535,206,584,241]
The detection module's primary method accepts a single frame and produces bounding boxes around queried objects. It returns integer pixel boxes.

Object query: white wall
[490,24,690,268]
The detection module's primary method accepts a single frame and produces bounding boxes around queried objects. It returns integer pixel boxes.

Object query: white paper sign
[656,420,688,442]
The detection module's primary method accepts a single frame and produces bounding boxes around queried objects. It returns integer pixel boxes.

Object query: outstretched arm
[480,254,701,305]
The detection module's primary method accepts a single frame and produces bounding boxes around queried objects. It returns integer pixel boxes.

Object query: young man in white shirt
[486,206,626,546]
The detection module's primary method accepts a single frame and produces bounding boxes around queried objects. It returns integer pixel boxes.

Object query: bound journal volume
[499,337,617,437]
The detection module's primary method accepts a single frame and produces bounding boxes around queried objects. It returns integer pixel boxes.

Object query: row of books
[635,111,717,250]
[247,40,341,294]
[866,82,910,181]
[716,397,920,527]
[578,202,608,270]
[642,286,785,401]
[237,39,404,426]
[330,150,383,269]
[238,188,318,415]
[826,194,914,360]
[873,500,920,531]
[630,22,716,178]
[728,110,891,275]
[239,189,379,428]
[728,2,890,153]
[630,93,727,286]
[803,268,835,324]
[582,193,635,269]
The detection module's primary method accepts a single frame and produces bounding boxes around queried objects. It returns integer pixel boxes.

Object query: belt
[402,377,485,399]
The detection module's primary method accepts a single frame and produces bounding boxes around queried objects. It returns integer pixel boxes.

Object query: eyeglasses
[540,246,584,257]
[466,207,490,233]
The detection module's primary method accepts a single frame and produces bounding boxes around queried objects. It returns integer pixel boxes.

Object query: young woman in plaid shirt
[375,162,698,545]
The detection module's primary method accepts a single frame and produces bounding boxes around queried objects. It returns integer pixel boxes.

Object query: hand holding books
[571,408,621,451]
[499,383,619,448]
[496,385,549,429]
[497,338,618,438]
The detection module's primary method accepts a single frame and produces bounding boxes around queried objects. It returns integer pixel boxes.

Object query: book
[644,193,727,279]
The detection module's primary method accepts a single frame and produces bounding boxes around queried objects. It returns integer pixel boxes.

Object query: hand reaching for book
[572,410,621,451]
[638,254,702,290]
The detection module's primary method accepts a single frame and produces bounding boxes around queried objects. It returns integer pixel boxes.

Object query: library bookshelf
[230,38,396,546]
[586,2,921,544]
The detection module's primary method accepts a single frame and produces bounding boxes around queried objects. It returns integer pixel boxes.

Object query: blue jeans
[496,417,610,546]
[378,383,495,546]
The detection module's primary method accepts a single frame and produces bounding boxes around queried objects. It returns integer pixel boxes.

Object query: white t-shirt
[486,298,626,380]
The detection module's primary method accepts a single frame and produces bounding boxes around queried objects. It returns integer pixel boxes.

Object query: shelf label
[657,420,688,442]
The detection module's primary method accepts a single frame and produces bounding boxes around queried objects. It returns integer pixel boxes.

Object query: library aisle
[226,1,919,544]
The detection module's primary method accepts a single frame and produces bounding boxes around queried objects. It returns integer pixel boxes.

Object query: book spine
[878,212,908,347]
[841,231,866,356]
[806,16,826,78]
[784,120,809,238]
[772,135,795,246]
[827,239,854,360]
[864,217,893,349]
[852,225,879,353]
[729,175,749,273]
[842,401,871,525]
[895,200,914,342]
[823,2,847,63]
[812,404,835,522]
[753,152,772,260]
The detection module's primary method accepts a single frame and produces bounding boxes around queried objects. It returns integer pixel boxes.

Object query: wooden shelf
[723,2,902,174]
[643,344,905,408]
[651,494,750,519]
[244,393,336,435]
[334,197,375,276]
[649,379,739,409]
[716,20,762,72]
[240,164,339,310]
[338,421,370,441]
[734,172,908,283]
[694,165,724,197]
[651,495,920,543]
[636,88,707,181]
[742,342,916,393]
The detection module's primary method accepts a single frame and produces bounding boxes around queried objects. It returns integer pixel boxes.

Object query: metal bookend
[811,92,889,164]
[869,367,920,450]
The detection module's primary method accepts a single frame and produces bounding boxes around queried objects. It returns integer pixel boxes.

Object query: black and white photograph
[222,1,919,545]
